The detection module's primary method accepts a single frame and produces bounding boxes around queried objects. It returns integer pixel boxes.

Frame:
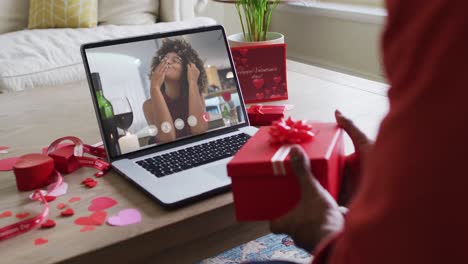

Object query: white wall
[197,2,386,82]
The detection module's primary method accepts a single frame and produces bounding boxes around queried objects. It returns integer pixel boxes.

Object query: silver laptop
[81,25,257,207]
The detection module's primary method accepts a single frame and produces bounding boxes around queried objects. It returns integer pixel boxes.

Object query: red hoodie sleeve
[313,1,468,263]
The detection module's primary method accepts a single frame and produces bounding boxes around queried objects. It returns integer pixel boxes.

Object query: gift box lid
[227,122,343,177]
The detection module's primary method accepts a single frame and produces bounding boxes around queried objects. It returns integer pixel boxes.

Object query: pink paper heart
[0,157,19,171]
[273,76,282,84]
[253,79,264,89]
[107,208,142,227]
[88,197,118,212]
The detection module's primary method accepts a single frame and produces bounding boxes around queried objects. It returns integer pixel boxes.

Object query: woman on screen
[143,38,208,143]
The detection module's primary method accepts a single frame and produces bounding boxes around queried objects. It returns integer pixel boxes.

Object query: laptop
[81,25,257,208]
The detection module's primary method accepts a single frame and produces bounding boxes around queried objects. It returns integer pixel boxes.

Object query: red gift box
[231,44,288,103]
[247,105,286,126]
[227,121,345,221]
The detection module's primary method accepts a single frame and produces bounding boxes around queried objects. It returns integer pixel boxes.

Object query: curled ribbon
[269,117,315,145]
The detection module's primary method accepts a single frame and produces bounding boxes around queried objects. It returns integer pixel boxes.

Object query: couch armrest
[159,0,208,22]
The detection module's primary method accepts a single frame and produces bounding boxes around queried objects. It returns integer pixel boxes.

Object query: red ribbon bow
[269,117,315,145]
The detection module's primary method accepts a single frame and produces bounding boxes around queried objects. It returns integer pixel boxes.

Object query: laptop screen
[84,28,246,158]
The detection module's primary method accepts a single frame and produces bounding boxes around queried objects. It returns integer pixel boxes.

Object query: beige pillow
[98,0,159,25]
[28,0,98,29]
[0,0,29,34]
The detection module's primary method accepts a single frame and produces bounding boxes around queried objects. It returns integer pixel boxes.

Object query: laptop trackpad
[203,164,230,183]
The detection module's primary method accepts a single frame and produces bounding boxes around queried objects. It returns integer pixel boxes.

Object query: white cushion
[0,17,217,92]
[0,0,29,34]
[98,0,159,25]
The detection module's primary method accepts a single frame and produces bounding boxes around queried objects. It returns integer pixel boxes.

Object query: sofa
[0,0,216,93]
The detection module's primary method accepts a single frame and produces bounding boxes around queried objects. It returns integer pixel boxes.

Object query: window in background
[316,0,384,8]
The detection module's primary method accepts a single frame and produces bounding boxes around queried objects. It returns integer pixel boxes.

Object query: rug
[199,233,312,264]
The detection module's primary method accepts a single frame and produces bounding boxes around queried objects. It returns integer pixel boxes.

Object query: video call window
[86,30,245,157]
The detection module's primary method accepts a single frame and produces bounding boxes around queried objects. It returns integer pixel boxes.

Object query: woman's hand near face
[187,63,200,88]
[151,59,167,90]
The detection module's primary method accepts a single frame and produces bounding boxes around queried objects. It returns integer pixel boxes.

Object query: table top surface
[0,60,389,264]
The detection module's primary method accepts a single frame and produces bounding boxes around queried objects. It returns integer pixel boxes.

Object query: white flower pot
[228,32,285,47]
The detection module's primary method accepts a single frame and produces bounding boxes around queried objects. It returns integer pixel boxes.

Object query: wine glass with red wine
[110,97,133,134]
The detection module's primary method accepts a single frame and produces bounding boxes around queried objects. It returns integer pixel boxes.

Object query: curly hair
[150,38,207,95]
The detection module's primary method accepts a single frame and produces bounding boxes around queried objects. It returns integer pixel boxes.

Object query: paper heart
[41,219,56,229]
[0,146,10,151]
[74,211,107,226]
[47,182,68,197]
[241,58,248,65]
[69,197,81,203]
[80,226,95,232]
[16,212,30,219]
[57,203,67,210]
[34,238,48,246]
[107,209,142,227]
[82,178,97,188]
[94,171,105,178]
[240,48,248,57]
[256,93,265,100]
[273,76,282,84]
[0,211,12,219]
[44,196,56,202]
[88,197,117,212]
[61,208,74,217]
[0,157,20,171]
[253,79,265,89]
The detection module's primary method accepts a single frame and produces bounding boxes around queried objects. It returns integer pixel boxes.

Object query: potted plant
[213,0,295,103]
[213,0,293,47]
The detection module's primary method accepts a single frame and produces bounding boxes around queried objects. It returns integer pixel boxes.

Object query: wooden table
[0,60,388,264]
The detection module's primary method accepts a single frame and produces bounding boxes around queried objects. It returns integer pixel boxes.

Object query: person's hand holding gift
[335,110,373,205]
[269,110,372,252]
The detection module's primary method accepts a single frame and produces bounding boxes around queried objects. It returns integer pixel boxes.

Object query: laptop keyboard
[136,133,251,178]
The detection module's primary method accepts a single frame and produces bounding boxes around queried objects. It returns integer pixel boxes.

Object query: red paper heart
[273,76,282,84]
[80,225,95,232]
[74,211,107,226]
[0,146,10,151]
[88,197,117,212]
[0,157,20,171]
[94,171,105,178]
[253,79,264,89]
[256,93,265,100]
[0,211,13,219]
[240,48,248,57]
[69,197,81,203]
[61,208,74,217]
[34,238,48,246]
[44,196,56,202]
[16,212,30,219]
[0,211,12,219]
[81,178,94,184]
[85,181,97,188]
[56,203,67,210]
[41,219,56,229]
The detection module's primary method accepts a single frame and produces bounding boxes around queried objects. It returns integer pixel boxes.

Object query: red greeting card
[231,44,288,103]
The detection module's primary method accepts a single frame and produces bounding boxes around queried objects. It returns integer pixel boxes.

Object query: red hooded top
[313,1,468,263]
